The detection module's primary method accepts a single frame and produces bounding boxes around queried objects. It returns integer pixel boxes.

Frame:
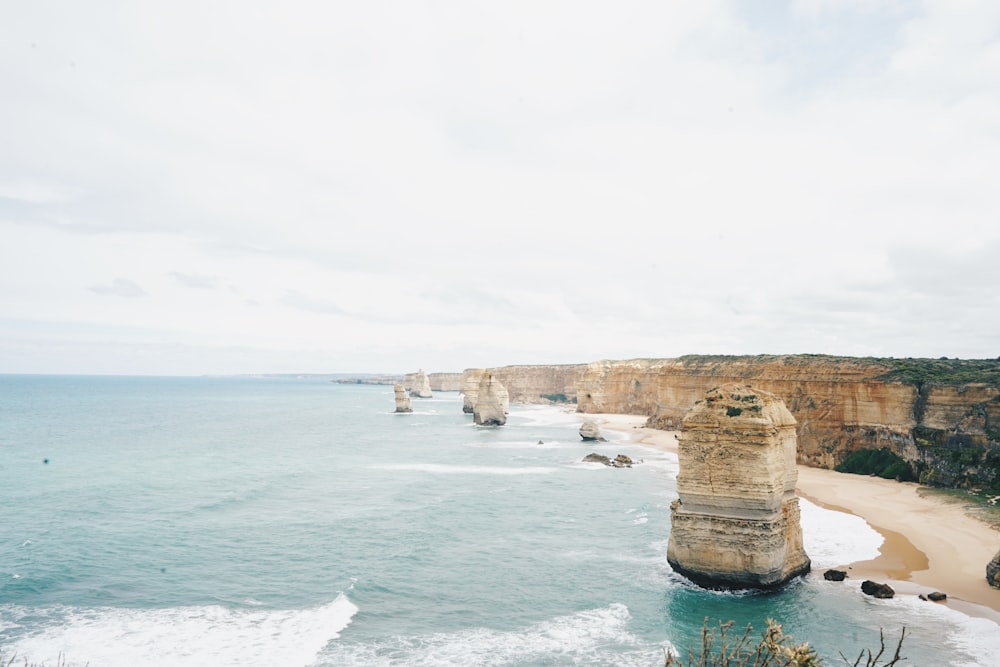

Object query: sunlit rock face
[474,374,508,426]
[667,384,810,590]
[409,369,433,399]
[393,383,413,413]
[462,369,486,414]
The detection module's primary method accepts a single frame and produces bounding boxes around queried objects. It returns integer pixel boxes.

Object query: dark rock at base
[988,549,1000,589]
[583,453,611,465]
[861,580,895,599]
[579,421,607,442]
[823,569,847,581]
[927,591,947,601]
[612,454,633,468]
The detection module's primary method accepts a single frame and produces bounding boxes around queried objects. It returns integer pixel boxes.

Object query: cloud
[169,272,219,289]
[89,278,146,298]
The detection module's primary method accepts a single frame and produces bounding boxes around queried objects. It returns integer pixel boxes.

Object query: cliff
[470,355,1000,490]
[463,364,587,405]
[428,372,463,392]
[667,384,810,589]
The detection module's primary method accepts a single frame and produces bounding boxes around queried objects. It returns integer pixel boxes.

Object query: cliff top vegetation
[673,354,1000,387]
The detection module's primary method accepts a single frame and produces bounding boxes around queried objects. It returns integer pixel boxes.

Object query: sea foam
[3,594,357,667]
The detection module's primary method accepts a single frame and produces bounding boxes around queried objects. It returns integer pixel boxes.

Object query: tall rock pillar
[667,383,810,589]
[462,369,486,414]
[393,383,413,413]
[409,369,433,398]
[474,373,508,426]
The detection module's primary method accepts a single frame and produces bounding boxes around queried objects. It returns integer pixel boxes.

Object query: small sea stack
[667,383,811,589]
[579,420,607,442]
[473,373,507,426]
[393,383,413,413]
[409,369,433,398]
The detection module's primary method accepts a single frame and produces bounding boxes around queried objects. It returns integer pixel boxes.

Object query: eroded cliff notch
[667,383,810,589]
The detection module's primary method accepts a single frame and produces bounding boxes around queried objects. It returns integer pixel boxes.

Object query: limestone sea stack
[462,369,486,414]
[579,421,607,441]
[393,383,413,413]
[474,373,507,426]
[667,383,811,589]
[409,369,433,398]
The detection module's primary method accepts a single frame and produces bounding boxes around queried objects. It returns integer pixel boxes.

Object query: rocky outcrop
[582,453,634,468]
[823,569,847,581]
[579,421,607,442]
[393,383,413,413]
[462,369,486,414]
[861,580,895,599]
[408,369,433,398]
[988,549,1000,589]
[474,374,507,426]
[667,384,811,589]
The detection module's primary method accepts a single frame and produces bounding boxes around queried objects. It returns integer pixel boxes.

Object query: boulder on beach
[579,421,607,442]
[861,580,895,599]
[823,569,847,581]
[988,549,1000,589]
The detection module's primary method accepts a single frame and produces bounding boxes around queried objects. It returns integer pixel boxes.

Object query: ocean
[1,375,998,666]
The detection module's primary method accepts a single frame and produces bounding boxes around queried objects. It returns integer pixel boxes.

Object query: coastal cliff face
[428,373,463,392]
[468,355,998,489]
[472,364,587,404]
[667,385,810,589]
[573,357,1000,487]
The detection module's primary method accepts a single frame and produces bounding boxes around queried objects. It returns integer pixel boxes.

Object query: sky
[1,0,998,375]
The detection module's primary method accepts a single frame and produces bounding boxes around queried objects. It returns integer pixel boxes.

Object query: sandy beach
[586,413,1000,622]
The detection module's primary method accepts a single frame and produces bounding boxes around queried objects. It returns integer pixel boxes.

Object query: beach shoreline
[584,412,1000,622]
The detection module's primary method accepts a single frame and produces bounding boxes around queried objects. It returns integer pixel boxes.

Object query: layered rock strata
[428,372,464,392]
[408,369,433,398]
[473,374,508,426]
[462,369,486,414]
[667,384,810,589]
[474,365,587,404]
[393,383,413,413]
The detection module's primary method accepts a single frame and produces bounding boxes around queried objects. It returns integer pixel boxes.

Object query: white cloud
[1,1,997,374]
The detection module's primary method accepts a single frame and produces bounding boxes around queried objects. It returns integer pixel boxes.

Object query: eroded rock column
[667,383,810,589]
[393,383,413,413]
[474,373,508,426]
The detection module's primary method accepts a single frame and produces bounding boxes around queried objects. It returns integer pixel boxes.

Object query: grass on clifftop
[674,354,1000,387]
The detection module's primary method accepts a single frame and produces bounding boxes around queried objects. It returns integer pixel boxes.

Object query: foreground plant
[664,618,906,667]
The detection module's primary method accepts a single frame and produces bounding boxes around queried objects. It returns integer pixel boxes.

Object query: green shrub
[836,448,916,482]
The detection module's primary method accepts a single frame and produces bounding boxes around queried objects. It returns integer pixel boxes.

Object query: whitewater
[1,375,997,666]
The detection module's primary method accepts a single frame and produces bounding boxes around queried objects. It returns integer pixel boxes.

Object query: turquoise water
[1,375,998,666]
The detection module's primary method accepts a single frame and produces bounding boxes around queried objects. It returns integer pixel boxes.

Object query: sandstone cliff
[571,355,1000,490]
[667,384,810,589]
[428,372,463,392]
[462,369,486,414]
[466,364,587,405]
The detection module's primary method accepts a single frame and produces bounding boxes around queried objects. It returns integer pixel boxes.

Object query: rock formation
[393,383,413,413]
[579,421,607,441]
[473,374,507,426]
[582,453,634,468]
[667,384,811,589]
[466,364,586,404]
[861,580,895,599]
[462,369,486,414]
[988,549,1000,589]
[408,369,433,398]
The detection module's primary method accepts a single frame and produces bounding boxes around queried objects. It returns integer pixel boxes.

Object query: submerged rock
[409,369,432,398]
[473,374,507,426]
[582,453,635,468]
[393,383,413,413]
[926,591,947,601]
[667,384,811,590]
[861,580,895,599]
[579,421,607,442]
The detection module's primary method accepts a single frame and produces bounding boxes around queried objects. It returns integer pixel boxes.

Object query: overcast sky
[1,1,998,375]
